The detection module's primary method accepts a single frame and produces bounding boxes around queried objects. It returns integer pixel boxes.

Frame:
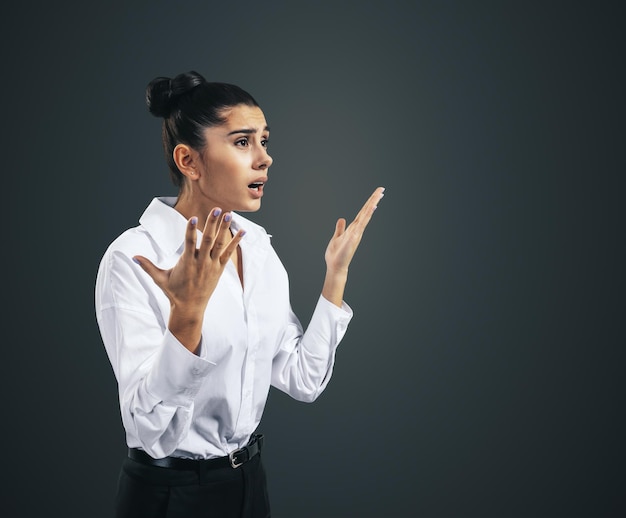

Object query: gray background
[2,1,624,517]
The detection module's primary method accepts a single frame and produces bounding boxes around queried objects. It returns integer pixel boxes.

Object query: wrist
[168,305,205,354]
[325,267,349,282]
[322,269,348,308]
[169,303,205,325]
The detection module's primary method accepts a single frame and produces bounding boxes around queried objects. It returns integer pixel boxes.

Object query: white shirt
[95,197,352,460]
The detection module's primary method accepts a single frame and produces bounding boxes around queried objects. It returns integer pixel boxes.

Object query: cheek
[209,150,246,172]
[205,155,246,188]
[204,154,230,177]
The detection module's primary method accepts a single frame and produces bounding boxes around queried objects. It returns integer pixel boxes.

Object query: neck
[174,191,230,227]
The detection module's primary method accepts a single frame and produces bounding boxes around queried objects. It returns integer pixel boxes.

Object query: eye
[235,137,249,147]
[261,138,269,147]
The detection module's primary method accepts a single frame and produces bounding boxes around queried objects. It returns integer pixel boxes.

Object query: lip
[248,177,267,199]
[248,183,264,199]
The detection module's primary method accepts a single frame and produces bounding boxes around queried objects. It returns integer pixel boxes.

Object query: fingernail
[213,209,222,217]
[132,257,140,264]
[190,216,198,225]
[224,213,232,222]
[240,230,246,237]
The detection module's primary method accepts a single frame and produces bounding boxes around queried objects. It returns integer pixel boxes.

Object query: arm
[96,208,243,457]
[271,296,353,402]
[271,187,385,401]
[96,297,214,458]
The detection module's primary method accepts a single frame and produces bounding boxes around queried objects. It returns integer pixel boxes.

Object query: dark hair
[146,71,259,188]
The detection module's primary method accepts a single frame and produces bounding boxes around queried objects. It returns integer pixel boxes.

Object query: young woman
[95,70,384,518]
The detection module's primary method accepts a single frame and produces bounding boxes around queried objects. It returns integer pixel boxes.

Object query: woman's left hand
[324,186,385,274]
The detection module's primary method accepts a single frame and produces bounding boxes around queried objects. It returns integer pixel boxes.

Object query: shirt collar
[139,197,187,257]
[138,197,268,257]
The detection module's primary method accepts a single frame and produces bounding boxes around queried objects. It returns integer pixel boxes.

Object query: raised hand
[324,187,385,274]
[132,208,245,352]
[322,187,385,306]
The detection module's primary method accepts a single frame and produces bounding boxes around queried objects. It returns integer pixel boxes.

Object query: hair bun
[145,71,207,118]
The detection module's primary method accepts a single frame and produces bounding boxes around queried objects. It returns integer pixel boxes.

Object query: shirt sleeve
[270,295,353,402]
[95,250,215,458]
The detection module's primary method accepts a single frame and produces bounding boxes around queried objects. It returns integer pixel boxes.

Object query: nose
[254,147,273,170]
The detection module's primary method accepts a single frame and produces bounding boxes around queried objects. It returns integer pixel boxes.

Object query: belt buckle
[228,447,246,468]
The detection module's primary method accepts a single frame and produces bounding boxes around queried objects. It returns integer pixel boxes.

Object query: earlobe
[173,144,199,180]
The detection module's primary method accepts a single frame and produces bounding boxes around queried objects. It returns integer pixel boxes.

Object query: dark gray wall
[3,1,624,517]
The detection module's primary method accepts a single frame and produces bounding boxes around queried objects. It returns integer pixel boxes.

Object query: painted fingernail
[190,216,198,225]
[224,213,232,222]
[132,257,140,265]
[213,209,222,217]
[240,230,246,237]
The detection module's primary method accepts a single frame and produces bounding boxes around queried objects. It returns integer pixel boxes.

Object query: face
[192,104,273,213]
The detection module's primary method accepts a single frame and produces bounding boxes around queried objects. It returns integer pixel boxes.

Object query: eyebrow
[227,126,270,136]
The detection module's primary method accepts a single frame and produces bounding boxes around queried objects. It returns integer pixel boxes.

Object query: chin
[237,201,262,213]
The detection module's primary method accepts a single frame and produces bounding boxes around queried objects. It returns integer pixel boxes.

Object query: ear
[173,144,201,180]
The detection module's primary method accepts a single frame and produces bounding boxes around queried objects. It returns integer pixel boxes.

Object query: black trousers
[115,451,271,518]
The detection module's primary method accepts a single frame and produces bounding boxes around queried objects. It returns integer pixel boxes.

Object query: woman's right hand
[132,208,245,353]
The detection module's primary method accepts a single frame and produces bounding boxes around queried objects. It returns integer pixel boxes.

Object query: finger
[210,212,234,260]
[350,187,385,225]
[349,186,385,231]
[182,216,199,259]
[333,218,347,239]
[218,229,247,265]
[360,186,385,217]
[197,208,223,262]
[132,255,167,288]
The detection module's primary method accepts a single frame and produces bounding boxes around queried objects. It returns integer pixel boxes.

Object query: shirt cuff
[302,295,353,354]
[145,329,216,407]
[318,294,353,320]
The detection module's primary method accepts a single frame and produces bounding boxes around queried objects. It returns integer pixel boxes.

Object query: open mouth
[248,182,264,191]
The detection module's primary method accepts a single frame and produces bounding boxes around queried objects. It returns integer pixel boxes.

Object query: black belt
[128,434,264,470]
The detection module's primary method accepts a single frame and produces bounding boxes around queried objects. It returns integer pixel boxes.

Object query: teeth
[248,182,263,189]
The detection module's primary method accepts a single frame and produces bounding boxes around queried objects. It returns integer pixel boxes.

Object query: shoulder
[96,225,151,293]
[102,225,152,258]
